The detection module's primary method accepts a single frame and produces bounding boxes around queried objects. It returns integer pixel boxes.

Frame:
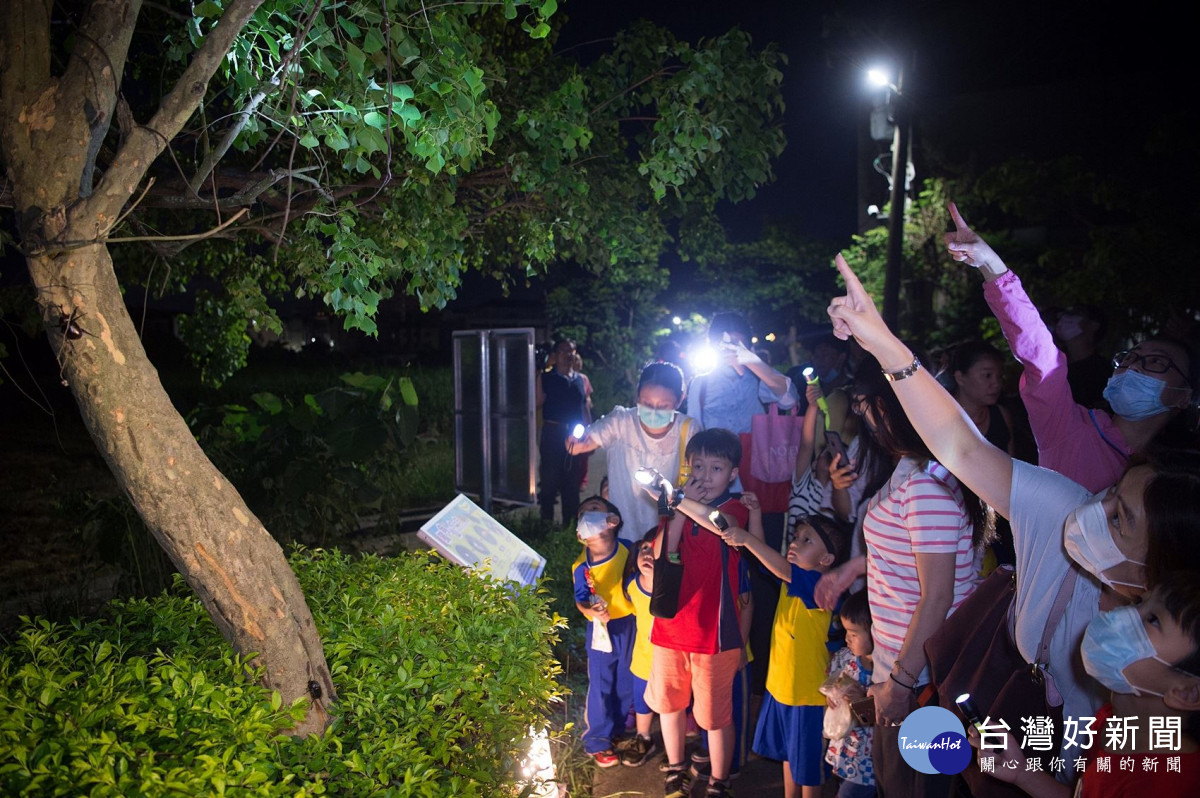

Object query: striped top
[862,457,977,684]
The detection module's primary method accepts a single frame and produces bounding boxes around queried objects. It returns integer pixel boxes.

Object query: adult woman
[569,361,700,542]
[946,202,1195,492]
[950,341,1016,457]
[823,252,1200,784]
[815,350,991,797]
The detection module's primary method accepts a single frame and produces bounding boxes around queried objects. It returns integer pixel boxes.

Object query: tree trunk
[1,0,334,735]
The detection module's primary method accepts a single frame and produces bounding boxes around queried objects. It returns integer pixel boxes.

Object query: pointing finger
[948,201,970,232]
[834,253,869,305]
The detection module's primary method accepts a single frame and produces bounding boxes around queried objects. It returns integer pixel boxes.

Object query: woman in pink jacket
[944,202,1194,492]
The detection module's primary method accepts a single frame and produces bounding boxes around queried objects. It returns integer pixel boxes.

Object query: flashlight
[692,344,719,375]
[572,423,586,440]
[955,693,984,730]
[708,509,729,531]
[802,366,831,430]
[635,467,661,488]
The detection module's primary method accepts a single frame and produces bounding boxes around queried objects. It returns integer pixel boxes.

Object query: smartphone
[824,431,852,471]
[850,696,877,726]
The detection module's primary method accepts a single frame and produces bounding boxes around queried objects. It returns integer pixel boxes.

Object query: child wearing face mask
[572,497,637,767]
[973,572,1200,796]
[569,361,701,543]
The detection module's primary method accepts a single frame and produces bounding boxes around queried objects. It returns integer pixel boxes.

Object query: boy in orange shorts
[647,428,750,798]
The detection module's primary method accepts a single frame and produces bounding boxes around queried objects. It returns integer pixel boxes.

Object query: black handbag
[649,521,684,619]
[925,564,1079,798]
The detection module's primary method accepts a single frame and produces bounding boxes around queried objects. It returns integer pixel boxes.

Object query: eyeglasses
[850,395,871,417]
[1112,349,1187,380]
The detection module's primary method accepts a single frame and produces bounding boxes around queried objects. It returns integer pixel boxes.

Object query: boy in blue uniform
[572,496,636,766]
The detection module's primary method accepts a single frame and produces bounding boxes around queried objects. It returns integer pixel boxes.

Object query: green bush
[0,549,566,796]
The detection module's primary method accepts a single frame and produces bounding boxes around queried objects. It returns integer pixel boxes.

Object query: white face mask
[577,511,610,540]
[1063,493,1145,590]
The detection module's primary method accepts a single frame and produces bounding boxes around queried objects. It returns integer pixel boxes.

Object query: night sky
[551,0,1192,244]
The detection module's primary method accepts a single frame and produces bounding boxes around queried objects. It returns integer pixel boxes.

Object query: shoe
[689,759,710,782]
[591,748,619,768]
[690,747,710,764]
[659,753,673,772]
[704,779,734,797]
[664,765,693,798]
[619,735,659,767]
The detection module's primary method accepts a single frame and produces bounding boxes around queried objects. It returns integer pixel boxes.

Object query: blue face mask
[1103,370,1170,421]
[637,404,675,430]
[1080,605,1197,697]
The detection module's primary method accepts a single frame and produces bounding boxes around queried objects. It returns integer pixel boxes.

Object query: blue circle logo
[897,706,970,775]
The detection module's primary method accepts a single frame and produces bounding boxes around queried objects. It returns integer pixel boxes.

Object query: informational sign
[417,494,546,587]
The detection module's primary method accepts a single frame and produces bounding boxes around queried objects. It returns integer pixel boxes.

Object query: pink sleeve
[982,270,1083,451]
[901,473,966,552]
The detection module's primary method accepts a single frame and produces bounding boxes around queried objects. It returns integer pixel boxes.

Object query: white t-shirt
[589,406,702,541]
[1008,460,1107,764]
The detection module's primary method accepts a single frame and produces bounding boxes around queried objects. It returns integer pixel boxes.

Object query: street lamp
[866,58,913,330]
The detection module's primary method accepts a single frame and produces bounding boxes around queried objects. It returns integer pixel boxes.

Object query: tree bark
[1,0,334,736]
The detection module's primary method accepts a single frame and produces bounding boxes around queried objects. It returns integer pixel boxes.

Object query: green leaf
[363,111,386,131]
[336,16,361,39]
[540,0,558,16]
[345,43,366,76]
[398,378,418,407]
[391,83,415,101]
[194,0,222,19]
[298,131,319,148]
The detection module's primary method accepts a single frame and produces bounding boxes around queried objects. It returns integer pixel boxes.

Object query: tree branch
[86,0,266,229]
[189,0,325,193]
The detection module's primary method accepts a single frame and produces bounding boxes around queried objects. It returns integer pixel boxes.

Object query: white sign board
[417,494,546,587]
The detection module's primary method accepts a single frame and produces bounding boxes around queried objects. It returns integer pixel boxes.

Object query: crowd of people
[539,202,1200,798]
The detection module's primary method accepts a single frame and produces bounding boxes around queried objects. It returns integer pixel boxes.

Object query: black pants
[539,424,581,524]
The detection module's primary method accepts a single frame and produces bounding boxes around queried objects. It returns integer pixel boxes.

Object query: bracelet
[882,357,921,382]
[893,661,921,684]
[889,672,918,693]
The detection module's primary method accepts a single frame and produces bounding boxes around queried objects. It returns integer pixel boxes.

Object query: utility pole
[882,58,911,330]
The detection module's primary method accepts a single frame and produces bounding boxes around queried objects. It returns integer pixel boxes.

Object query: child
[571,496,637,767]
[645,428,751,798]
[825,589,876,798]
[619,528,662,767]
[719,512,851,798]
[973,572,1200,796]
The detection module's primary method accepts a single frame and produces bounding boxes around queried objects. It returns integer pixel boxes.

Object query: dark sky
[550,0,1192,245]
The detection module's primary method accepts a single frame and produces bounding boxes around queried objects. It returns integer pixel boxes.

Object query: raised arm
[719,525,792,582]
[828,254,1013,516]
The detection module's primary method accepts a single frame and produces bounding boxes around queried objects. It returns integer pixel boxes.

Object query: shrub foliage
[0,549,565,796]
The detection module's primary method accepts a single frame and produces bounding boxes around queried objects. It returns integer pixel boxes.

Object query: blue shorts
[752,692,827,786]
[633,674,651,715]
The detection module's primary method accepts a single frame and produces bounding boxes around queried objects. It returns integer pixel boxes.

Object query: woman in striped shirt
[816,352,992,797]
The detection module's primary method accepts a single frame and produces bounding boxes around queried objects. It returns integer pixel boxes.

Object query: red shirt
[1080,704,1200,797]
[650,495,749,655]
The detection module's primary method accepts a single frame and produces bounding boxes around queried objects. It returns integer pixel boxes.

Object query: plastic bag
[819,672,862,740]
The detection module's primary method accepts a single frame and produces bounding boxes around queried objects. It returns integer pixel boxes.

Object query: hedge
[0,549,566,796]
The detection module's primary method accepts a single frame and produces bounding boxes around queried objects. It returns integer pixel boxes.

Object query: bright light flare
[516,726,561,797]
[867,67,891,88]
[572,423,586,440]
[672,315,683,326]
[635,468,656,486]
[691,344,719,375]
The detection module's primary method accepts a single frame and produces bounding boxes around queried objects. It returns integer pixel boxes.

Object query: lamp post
[868,61,912,330]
